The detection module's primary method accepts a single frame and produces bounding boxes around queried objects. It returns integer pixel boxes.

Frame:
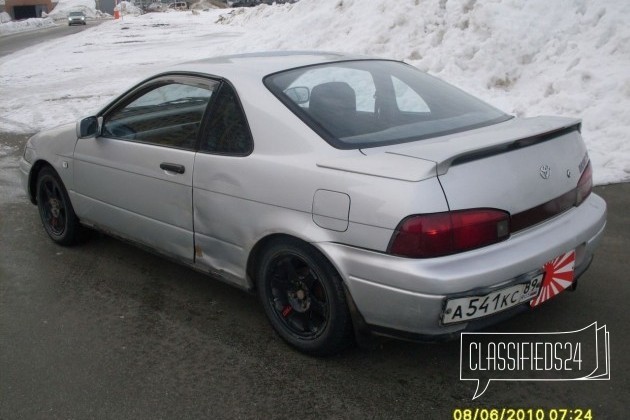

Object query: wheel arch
[246,233,372,343]
[246,233,299,290]
[246,233,347,291]
[248,232,362,355]
[28,160,55,204]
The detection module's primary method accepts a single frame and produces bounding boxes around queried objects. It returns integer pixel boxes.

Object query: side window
[391,76,430,113]
[200,83,253,155]
[102,81,216,149]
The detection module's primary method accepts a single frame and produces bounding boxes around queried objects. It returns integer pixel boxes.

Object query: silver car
[19,52,607,355]
[67,11,86,26]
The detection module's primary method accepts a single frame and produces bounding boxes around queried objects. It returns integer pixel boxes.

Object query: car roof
[168,51,378,82]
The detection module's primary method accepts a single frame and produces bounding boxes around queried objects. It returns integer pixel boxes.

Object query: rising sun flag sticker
[530,250,575,308]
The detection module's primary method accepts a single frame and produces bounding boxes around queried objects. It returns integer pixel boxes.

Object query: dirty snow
[45,0,100,19]
[1,0,629,184]
[0,17,57,35]
[114,1,143,17]
[0,143,23,203]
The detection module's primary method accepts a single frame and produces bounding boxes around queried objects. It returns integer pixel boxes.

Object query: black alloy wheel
[257,238,353,356]
[36,167,81,245]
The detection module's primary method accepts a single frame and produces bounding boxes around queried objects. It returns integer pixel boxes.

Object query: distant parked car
[67,11,86,25]
[230,0,258,7]
[168,2,188,9]
[19,52,606,356]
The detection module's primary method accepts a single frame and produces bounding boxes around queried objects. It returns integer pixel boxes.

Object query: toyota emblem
[540,165,551,179]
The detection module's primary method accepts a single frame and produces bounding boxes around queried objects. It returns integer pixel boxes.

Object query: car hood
[29,122,79,159]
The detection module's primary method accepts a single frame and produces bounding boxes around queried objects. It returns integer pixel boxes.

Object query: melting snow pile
[190,0,221,11]
[45,0,101,19]
[0,16,56,35]
[0,0,629,184]
[0,0,107,36]
[114,1,143,17]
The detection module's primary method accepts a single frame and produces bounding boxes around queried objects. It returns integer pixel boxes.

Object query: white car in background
[19,52,607,355]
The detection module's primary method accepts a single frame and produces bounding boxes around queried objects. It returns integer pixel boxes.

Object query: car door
[72,75,219,262]
[192,82,255,287]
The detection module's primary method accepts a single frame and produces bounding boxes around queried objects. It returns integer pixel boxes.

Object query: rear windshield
[264,60,511,149]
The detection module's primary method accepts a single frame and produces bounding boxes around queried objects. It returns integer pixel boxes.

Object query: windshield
[69,12,84,16]
[264,60,511,149]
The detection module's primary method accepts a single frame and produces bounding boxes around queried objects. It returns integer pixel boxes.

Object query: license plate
[442,274,543,325]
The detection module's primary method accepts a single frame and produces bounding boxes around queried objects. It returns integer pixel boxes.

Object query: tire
[256,238,353,356]
[36,167,81,246]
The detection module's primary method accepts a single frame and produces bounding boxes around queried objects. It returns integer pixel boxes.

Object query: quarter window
[392,76,430,113]
[102,81,216,150]
[200,83,253,155]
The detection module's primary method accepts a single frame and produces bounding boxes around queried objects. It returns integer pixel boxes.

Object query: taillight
[576,161,592,206]
[388,209,510,258]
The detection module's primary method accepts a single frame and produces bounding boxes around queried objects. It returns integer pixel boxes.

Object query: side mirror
[77,116,101,138]
[284,86,310,105]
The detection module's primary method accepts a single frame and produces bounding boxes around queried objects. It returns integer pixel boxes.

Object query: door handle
[160,162,185,174]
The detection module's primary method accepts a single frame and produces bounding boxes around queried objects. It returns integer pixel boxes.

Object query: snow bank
[114,1,143,16]
[0,17,56,35]
[1,0,110,36]
[146,2,166,12]
[0,0,628,184]
[46,0,99,19]
[190,0,221,11]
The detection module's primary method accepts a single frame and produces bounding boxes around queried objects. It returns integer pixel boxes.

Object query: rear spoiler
[370,116,583,177]
[450,122,582,167]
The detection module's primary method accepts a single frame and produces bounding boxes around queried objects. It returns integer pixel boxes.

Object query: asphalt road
[1,131,628,419]
[1,24,629,420]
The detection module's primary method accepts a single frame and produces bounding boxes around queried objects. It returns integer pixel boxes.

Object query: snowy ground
[1,0,629,184]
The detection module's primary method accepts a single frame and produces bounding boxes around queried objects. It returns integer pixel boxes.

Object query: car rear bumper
[316,193,607,338]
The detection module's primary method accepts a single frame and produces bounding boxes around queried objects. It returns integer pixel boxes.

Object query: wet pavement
[1,132,629,419]
[0,20,104,57]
